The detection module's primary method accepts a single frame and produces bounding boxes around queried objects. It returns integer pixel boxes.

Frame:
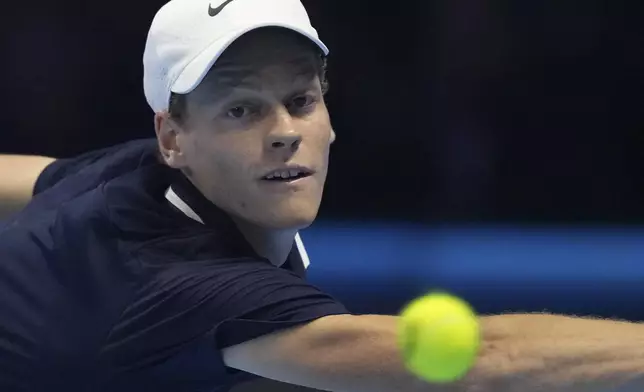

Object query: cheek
[190,142,234,180]
[188,136,259,196]
[313,126,334,157]
[310,109,334,150]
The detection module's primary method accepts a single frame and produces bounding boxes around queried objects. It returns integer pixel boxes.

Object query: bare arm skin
[0,154,55,219]
[222,313,644,392]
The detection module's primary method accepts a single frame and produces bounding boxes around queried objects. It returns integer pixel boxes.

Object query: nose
[270,136,301,150]
[266,110,302,153]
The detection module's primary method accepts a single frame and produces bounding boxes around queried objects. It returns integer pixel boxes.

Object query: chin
[267,214,317,230]
[262,206,319,230]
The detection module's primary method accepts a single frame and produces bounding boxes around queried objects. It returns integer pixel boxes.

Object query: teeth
[264,168,306,180]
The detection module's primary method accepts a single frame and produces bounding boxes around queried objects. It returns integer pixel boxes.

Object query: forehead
[196,28,322,95]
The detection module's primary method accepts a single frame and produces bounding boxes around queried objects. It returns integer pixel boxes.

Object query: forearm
[287,314,433,392]
[469,313,644,391]
[331,314,644,392]
[229,313,644,392]
[225,314,436,392]
[0,154,55,218]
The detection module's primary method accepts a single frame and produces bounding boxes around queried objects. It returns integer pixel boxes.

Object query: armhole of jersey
[33,158,62,195]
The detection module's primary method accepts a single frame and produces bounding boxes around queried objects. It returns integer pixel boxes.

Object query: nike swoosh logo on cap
[208,0,237,17]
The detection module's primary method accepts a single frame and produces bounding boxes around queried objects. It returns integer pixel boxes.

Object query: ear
[154,111,188,169]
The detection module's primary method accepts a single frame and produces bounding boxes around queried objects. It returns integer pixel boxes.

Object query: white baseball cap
[143,0,329,113]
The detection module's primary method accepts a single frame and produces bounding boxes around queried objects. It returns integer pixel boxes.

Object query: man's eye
[226,106,251,119]
[289,95,315,109]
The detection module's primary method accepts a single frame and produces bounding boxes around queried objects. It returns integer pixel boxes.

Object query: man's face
[160,29,335,230]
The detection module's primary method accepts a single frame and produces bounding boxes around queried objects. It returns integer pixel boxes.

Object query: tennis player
[1,0,644,391]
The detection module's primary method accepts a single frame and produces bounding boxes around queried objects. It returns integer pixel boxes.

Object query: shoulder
[33,138,159,196]
[13,137,176,254]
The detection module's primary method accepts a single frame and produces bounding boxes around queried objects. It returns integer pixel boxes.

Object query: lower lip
[259,175,313,189]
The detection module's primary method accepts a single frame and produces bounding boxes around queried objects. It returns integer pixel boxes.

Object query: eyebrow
[196,55,320,102]
[210,67,260,90]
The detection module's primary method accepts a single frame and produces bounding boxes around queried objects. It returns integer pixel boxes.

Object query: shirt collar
[164,179,310,270]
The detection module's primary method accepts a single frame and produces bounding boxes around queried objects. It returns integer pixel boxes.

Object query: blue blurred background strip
[305,223,644,320]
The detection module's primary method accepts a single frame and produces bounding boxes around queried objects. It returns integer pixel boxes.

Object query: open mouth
[262,169,313,182]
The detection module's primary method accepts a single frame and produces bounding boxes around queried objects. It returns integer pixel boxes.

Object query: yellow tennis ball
[398,292,480,383]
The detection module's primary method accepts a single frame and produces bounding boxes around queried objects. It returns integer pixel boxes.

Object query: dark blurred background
[3,2,644,387]
[5,1,643,223]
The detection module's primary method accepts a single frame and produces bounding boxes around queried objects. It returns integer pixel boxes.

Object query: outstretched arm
[0,154,55,219]
[223,313,644,391]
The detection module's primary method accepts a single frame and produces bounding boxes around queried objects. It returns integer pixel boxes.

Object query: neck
[232,218,297,267]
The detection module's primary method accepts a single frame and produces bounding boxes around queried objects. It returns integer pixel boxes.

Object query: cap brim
[171,23,329,95]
